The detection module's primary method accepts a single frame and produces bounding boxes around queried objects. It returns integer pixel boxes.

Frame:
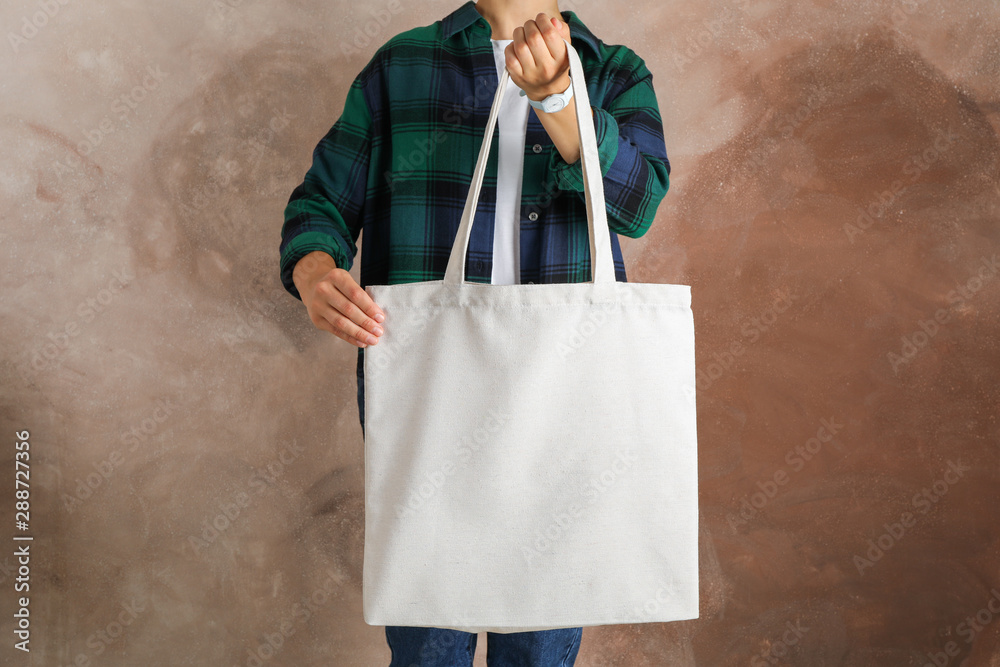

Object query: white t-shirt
[489,38,530,285]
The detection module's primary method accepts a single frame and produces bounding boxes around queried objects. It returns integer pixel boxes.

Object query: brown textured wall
[1,0,998,665]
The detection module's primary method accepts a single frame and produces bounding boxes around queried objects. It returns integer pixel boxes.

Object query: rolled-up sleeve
[546,57,671,239]
[279,75,374,300]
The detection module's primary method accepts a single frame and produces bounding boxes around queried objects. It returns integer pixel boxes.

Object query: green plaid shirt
[278,1,671,433]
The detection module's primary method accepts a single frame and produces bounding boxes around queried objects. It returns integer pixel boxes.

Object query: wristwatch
[519,77,574,113]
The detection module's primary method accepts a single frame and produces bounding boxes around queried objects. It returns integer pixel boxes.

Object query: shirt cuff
[547,106,620,192]
[279,230,352,301]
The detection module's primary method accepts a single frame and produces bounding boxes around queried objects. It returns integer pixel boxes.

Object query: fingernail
[374,312,385,323]
[372,325,384,336]
[366,335,378,345]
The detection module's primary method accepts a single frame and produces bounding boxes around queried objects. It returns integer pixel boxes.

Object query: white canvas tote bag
[362,39,699,633]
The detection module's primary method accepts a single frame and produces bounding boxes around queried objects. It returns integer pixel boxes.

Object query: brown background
[1,0,999,665]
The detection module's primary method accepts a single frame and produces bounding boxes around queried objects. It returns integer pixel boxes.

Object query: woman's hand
[504,13,572,102]
[292,251,385,348]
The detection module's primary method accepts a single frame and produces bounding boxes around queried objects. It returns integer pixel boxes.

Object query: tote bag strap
[444,38,616,286]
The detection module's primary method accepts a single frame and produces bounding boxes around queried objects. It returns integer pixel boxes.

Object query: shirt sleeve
[279,73,374,301]
[546,53,671,239]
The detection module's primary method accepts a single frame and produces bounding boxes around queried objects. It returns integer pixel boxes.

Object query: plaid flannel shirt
[279,0,671,433]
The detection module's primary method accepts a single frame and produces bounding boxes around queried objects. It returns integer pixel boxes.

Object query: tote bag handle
[444,38,616,286]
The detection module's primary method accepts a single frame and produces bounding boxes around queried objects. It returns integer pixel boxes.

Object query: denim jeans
[385,626,583,667]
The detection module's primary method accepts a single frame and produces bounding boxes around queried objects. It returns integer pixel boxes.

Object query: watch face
[543,97,567,113]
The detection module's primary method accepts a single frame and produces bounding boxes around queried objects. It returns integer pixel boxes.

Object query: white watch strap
[519,78,573,101]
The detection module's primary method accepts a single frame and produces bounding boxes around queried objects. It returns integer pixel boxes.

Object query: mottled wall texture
[1,0,998,664]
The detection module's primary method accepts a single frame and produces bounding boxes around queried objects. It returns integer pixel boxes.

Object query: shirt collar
[441,0,601,56]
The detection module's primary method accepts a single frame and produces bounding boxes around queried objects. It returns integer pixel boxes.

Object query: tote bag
[362,38,698,633]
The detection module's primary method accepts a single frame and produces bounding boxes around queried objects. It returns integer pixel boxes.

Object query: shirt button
[528,211,538,221]
[532,144,543,153]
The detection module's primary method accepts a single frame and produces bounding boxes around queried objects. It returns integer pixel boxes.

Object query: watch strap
[518,78,574,111]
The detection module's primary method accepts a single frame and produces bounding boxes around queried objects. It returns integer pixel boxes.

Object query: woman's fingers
[507,13,570,95]
[310,269,385,347]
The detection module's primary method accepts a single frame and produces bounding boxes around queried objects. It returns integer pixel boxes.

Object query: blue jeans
[385,626,583,667]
